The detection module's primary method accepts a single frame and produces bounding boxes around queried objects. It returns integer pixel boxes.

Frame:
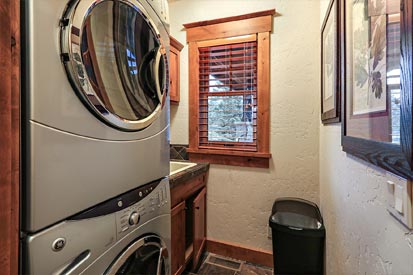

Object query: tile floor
[185,253,273,275]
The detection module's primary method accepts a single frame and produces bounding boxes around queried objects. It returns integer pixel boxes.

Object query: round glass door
[106,236,169,275]
[61,0,168,131]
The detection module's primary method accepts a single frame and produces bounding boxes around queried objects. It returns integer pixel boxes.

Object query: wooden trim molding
[170,36,184,51]
[256,32,270,153]
[189,153,270,168]
[196,34,257,48]
[183,9,276,29]
[206,239,273,268]
[0,0,20,274]
[184,9,275,43]
[187,41,200,150]
[187,150,271,168]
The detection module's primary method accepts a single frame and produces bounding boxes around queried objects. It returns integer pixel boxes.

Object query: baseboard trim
[206,239,273,268]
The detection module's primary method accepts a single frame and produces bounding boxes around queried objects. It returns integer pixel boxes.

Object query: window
[184,10,274,168]
[199,40,257,150]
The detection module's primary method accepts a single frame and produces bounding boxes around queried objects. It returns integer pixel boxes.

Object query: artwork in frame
[321,0,340,124]
[341,0,413,179]
[368,0,385,16]
[351,0,387,116]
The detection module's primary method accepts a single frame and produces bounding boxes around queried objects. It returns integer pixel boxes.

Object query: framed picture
[351,0,387,117]
[341,0,413,179]
[321,0,340,124]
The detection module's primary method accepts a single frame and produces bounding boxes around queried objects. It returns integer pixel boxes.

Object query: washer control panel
[115,178,169,240]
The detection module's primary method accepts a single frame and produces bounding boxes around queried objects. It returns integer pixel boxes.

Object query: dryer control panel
[115,178,170,240]
[69,177,170,231]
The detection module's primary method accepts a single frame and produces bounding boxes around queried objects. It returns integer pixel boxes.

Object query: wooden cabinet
[169,36,184,104]
[192,187,206,270]
[171,201,186,275]
[170,172,207,275]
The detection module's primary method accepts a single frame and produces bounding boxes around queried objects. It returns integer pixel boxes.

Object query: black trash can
[269,198,325,275]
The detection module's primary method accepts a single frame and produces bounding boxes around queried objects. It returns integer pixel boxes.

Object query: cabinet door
[192,187,206,270]
[169,36,183,104]
[171,201,186,275]
[169,47,179,103]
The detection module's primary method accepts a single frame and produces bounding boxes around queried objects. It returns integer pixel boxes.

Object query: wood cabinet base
[170,171,208,275]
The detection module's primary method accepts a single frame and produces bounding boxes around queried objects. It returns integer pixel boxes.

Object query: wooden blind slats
[199,66,256,72]
[199,41,256,50]
[199,50,256,59]
[198,40,258,151]
[198,146,258,152]
[200,76,256,83]
[199,70,257,76]
[199,55,257,64]
[199,91,257,97]
[199,83,257,89]
[199,103,257,108]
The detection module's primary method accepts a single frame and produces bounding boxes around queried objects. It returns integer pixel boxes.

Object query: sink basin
[170,161,197,176]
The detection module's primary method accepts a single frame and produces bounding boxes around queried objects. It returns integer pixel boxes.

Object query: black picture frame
[321,0,341,124]
[341,0,413,179]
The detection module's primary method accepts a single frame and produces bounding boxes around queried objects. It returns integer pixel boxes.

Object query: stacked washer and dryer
[21,0,172,274]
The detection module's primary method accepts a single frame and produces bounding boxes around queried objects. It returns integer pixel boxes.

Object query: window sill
[187,148,271,168]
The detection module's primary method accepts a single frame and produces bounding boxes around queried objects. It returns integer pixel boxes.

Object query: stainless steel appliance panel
[24,178,171,275]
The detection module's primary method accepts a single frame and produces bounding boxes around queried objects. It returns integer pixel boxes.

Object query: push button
[52,238,66,252]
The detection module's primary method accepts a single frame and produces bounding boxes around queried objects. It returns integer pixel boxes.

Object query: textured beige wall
[169,0,320,251]
[319,1,413,273]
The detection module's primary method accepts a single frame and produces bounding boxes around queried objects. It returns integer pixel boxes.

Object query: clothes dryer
[23,178,171,275]
[22,0,170,232]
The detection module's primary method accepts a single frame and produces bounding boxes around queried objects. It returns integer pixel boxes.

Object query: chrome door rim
[105,235,169,275]
[60,0,168,131]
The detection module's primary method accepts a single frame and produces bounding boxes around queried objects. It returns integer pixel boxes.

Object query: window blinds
[198,41,258,151]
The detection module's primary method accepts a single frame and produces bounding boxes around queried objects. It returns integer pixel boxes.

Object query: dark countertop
[169,160,209,189]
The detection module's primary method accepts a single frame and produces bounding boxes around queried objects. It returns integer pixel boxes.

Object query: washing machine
[22,0,171,233]
[23,177,171,275]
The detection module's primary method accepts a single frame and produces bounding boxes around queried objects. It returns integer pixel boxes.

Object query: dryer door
[61,0,168,131]
[106,235,169,275]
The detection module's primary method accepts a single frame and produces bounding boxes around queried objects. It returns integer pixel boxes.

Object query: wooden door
[169,36,183,104]
[171,201,186,275]
[0,0,20,274]
[169,47,179,103]
[192,187,206,270]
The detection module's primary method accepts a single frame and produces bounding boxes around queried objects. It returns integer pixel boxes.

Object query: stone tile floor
[184,253,273,275]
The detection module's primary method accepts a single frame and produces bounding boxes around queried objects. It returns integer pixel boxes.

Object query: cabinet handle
[195,206,200,210]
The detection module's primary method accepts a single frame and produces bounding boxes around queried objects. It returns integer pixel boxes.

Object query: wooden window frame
[184,10,275,168]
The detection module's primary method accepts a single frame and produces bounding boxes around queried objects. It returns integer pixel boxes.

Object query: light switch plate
[386,172,413,229]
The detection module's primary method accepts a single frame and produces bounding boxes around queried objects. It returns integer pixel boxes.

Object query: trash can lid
[270,212,322,230]
[270,198,323,230]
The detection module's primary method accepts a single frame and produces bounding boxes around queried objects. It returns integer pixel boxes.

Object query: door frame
[0,0,20,274]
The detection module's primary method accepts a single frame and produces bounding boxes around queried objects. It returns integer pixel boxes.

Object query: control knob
[129,212,140,226]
